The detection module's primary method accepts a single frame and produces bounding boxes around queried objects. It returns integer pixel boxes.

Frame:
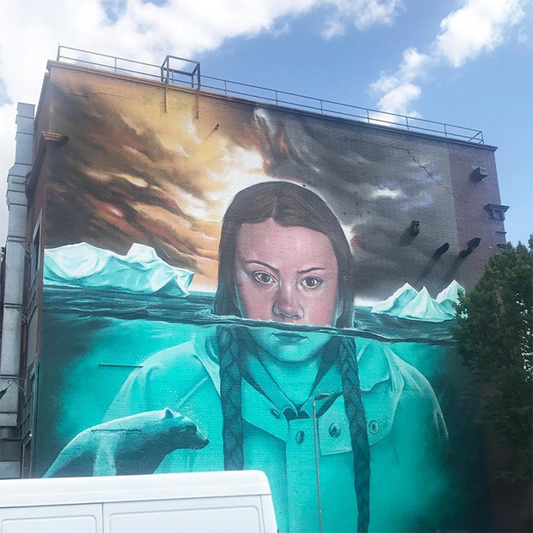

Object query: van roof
[0,471,271,508]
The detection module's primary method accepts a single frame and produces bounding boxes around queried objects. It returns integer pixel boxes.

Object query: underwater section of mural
[34,65,493,533]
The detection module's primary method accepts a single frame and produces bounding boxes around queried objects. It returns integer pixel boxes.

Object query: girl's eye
[253,272,276,285]
[301,277,322,289]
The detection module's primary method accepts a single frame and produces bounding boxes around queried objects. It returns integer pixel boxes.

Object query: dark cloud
[45,84,222,279]
[44,80,460,300]
[229,107,461,299]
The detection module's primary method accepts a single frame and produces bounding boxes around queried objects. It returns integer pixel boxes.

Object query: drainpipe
[0,103,35,479]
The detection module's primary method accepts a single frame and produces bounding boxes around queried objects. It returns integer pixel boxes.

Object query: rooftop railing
[56,46,484,144]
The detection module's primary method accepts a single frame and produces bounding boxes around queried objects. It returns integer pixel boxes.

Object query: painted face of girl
[234,218,341,362]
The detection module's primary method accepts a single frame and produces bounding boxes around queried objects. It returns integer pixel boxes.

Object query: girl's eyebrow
[244,261,327,275]
[244,260,279,274]
[299,267,327,274]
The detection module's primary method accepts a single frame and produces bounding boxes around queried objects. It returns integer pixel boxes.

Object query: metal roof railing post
[196,63,201,120]
[160,56,169,83]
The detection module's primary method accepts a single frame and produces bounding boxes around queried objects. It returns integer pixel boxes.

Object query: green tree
[454,236,533,481]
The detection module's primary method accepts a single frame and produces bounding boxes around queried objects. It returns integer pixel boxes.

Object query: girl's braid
[339,335,371,533]
[217,326,244,471]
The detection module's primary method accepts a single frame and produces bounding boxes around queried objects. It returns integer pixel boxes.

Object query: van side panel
[0,504,102,533]
[104,496,264,533]
[261,495,277,533]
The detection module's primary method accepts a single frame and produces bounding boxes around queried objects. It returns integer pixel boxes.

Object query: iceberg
[436,280,464,303]
[44,243,194,297]
[435,280,464,319]
[370,280,463,322]
[397,287,451,322]
[371,283,418,315]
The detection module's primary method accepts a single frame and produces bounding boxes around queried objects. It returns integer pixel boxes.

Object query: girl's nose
[272,285,304,320]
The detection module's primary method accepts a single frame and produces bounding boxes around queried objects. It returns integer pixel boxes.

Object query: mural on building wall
[35,71,492,533]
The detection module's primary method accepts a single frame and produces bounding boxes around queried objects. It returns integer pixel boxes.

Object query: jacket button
[270,408,280,419]
[295,431,305,444]
[329,423,341,438]
[368,420,379,435]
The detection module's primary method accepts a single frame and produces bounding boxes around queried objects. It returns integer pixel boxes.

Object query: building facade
[0,52,512,532]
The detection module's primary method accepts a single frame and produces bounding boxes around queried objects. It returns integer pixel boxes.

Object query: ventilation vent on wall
[484,203,509,221]
[471,166,488,181]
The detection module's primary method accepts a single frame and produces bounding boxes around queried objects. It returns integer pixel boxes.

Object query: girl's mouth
[271,332,308,344]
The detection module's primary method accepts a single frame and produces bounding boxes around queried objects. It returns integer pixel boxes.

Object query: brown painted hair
[213,181,370,533]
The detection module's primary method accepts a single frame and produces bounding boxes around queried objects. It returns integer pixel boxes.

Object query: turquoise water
[36,286,492,531]
[42,286,457,342]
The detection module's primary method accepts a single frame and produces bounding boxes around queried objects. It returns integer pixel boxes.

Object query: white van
[0,470,278,533]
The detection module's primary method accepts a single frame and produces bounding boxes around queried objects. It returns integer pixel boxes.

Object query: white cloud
[376,82,421,116]
[0,0,402,104]
[515,3,533,48]
[0,0,404,244]
[435,0,525,67]
[322,17,346,39]
[517,26,529,44]
[322,0,401,39]
[370,0,526,116]
[398,47,432,80]
[370,47,430,116]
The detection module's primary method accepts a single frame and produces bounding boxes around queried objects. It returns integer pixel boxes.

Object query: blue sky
[0,0,531,245]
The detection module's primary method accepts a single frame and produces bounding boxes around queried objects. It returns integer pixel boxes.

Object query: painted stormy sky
[45,80,461,302]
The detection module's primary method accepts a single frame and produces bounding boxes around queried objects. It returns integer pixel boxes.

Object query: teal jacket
[105,330,449,533]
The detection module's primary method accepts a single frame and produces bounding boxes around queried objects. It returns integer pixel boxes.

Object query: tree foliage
[454,236,533,481]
